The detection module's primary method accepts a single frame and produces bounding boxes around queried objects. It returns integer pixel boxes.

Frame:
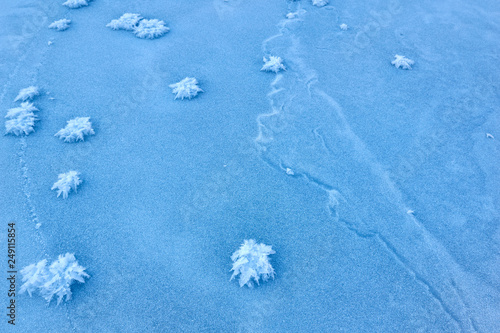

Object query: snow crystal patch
[340,23,348,31]
[20,254,89,305]
[5,102,38,136]
[62,0,90,9]
[51,171,82,199]
[312,0,328,7]
[261,56,286,73]
[106,13,143,31]
[55,117,95,142]
[133,19,170,39]
[391,54,414,70]
[169,77,203,100]
[49,19,71,31]
[14,86,39,102]
[230,239,275,287]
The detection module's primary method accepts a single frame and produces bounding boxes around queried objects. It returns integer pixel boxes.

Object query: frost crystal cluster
[51,171,82,199]
[106,13,143,31]
[14,86,39,102]
[5,102,38,136]
[261,56,286,73]
[392,54,415,70]
[169,77,203,100]
[49,19,71,31]
[62,0,90,9]
[340,23,348,31]
[312,0,329,7]
[133,19,170,39]
[230,239,276,287]
[55,117,95,142]
[20,253,89,305]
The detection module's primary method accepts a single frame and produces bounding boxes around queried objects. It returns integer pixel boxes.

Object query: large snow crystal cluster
[230,239,276,287]
[62,0,90,9]
[51,171,82,199]
[261,56,286,73]
[5,102,38,136]
[107,14,169,39]
[392,55,414,70]
[312,0,329,7]
[106,13,143,31]
[55,117,95,142]
[20,253,89,305]
[49,19,71,31]
[169,77,203,100]
[14,86,39,102]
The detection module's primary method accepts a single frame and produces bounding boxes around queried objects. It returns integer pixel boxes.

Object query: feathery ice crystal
[14,86,39,102]
[5,102,38,136]
[62,0,90,9]
[51,171,82,199]
[312,0,329,7]
[340,23,348,31]
[133,19,170,39]
[230,239,276,287]
[55,117,95,142]
[169,77,203,100]
[261,56,286,73]
[49,19,71,31]
[392,55,414,70]
[106,13,143,31]
[20,253,89,305]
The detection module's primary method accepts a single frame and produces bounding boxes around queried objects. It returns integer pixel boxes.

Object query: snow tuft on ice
[14,86,39,102]
[133,19,170,39]
[62,0,90,9]
[169,77,203,100]
[392,54,415,70]
[55,117,95,142]
[106,13,143,31]
[51,171,82,199]
[230,239,276,287]
[261,56,286,73]
[49,19,71,31]
[5,102,38,136]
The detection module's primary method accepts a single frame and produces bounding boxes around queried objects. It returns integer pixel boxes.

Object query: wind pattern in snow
[62,0,90,9]
[312,0,329,7]
[106,13,143,31]
[55,117,95,142]
[51,171,82,199]
[20,253,89,305]
[133,19,170,39]
[391,54,415,70]
[49,19,71,31]
[14,86,39,102]
[5,102,38,136]
[261,56,286,73]
[169,77,203,100]
[230,239,276,287]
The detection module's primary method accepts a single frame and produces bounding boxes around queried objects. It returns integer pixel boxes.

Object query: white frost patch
[5,102,38,136]
[51,171,82,199]
[486,133,494,139]
[392,54,414,70]
[49,19,71,31]
[169,77,203,100]
[407,210,415,215]
[14,86,39,102]
[312,0,328,7]
[48,41,53,46]
[55,117,95,142]
[286,168,294,175]
[230,239,275,287]
[133,19,170,39]
[62,0,89,9]
[340,23,348,31]
[106,13,143,31]
[20,253,89,305]
[261,56,286,73]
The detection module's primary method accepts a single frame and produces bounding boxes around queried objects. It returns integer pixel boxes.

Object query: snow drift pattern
[5,102,38,136]
[230,239,275,287]
[51,171,82,199]
[62,0,90,9]
[133,19,170,39]
[261,56,286,73]
[49,19,71,31]
[392,55,414,70]
[169,77,203,100]
[20,253,89,305]
[312,0,329,7]
[14,86,39,102]
[106,13,143,31]
[55,117,95,142]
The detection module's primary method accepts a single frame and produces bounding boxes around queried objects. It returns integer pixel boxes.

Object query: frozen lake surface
[1,0,499,331]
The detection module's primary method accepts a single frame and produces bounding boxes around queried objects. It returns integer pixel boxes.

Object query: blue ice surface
[1,0,499,331]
